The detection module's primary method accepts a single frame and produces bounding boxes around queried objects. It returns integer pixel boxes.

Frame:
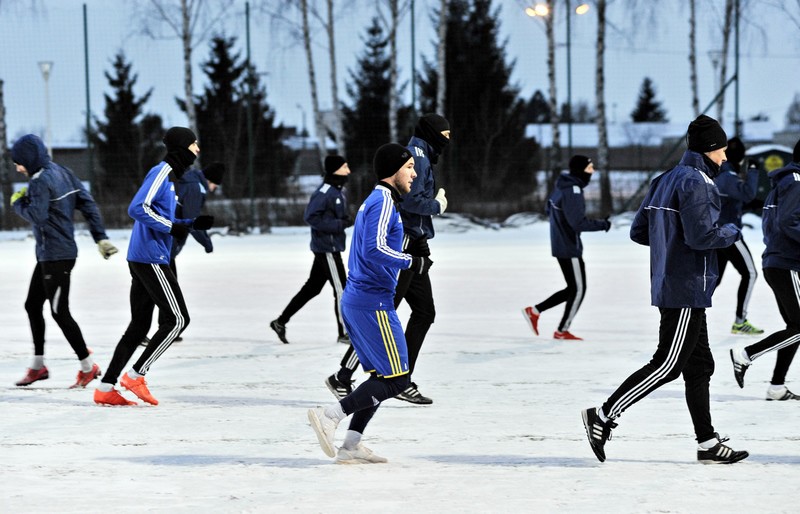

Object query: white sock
[79,356,93,373]
[342,430,362,450]
[96,382,113,392]
[597,407,609,423]
[325,402,347,422]
[532,306,540,315]
[698,436,719,450]
[768,384,786,392]
[31,355,45,370]
[127,370,144,380]
[738,348,752,364]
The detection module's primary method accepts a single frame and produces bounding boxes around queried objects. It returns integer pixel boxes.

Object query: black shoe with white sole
[395,382,433,405]
[697,434,749,464]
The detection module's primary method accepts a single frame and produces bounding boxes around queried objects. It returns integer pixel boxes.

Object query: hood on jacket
[11,134,50,173]
[556,172,587,189]
[768,161,800,184]
[678,149,722,179]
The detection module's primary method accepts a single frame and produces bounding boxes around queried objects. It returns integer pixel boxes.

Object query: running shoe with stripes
[521,306,540,336]
[581,407,617,463]
[325,373,354,400]
[731,320,764,335]
[697,434,749,464]
[120,374,159,405]
[270,319,289,344]
[335,444,388,464]
[70,363,102,389]
[766,385,800,401]
[729,348,750,388]
[395,382,433,405]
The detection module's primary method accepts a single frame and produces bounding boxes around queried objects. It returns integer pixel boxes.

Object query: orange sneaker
[120,374,159,405]
[70,363,102,389]
[522,306,540,335]
[554,330,583,341]
[94,388,138,406]
[16,366,49,386]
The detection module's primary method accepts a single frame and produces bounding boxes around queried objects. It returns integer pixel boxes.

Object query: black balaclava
[414,114,450,163]
[163,127,198,176]
[568,154,593,185]
[702,154,722,178]
[324,155,348,187]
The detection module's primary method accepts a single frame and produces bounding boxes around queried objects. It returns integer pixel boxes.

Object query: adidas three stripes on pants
[535,257,587,332]
[102,262,190,386]
[717,239,758,323]
[600,307,716,444]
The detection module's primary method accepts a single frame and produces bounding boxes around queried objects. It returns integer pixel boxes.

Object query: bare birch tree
[544,3,561,184]
[688,0,700,117]
[325,0,344,155]
[436,0,447,115]
[594,0,612,213]
[377,0,410,142]
[716,0,734,123]
[299,0,327,162]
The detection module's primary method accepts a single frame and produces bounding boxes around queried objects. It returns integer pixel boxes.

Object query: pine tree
[525,90,550,124]
[418,0,539,201]
[631,77,668,122]
[91,52,164,200]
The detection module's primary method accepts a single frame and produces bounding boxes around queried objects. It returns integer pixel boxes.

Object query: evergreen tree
[525,90,550,123]
[631,77,668,122]
[418,0,539,200]
[91,52,164,200]
[786,93,800,129]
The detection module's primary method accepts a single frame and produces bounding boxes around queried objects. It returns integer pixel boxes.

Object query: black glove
[603,217,611,232]
[192,215,214,230]
[407,237,431,257]
[170,223,191,239]
[411,256,433,275]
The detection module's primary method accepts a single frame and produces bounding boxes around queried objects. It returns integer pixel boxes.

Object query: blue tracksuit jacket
[304,176,349,253]
[342,183,414,310]
[714,161,758,227]
[761,162,800,272]
[399,136,442,241]
[547,173,607,258]
[630,150,741,308]
[12,134,108,261]
[174,168,212,254]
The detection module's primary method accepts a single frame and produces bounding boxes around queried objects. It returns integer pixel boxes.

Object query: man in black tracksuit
[522,155,610,341]
[271,155,352,345]
[730,139,800,401]
[581,115,749,464]
[326,115,449,405]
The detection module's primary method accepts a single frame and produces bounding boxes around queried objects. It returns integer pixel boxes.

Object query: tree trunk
[0,80,14,230]
[545,5,561,186]
[595,0,612,214]
[436,0,447,115]
[326,0,344,155]
[301,0,326,164]
[688,0,700,117]
[717,0,734,124]
[388,0,399,142]
[181,0,198,138]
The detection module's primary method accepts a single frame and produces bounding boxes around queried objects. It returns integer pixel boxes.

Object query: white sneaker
[766,385,800,401]
[335,443,388,464]
[307,407,339,457]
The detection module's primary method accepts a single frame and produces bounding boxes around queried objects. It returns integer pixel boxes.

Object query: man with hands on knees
[10,133,117,388]
[94,127,213,406]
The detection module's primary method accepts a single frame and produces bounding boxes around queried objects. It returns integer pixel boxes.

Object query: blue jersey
[342,183,414,309]
[126,162,191,264]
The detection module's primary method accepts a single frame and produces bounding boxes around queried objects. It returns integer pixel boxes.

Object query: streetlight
[526,3,589,157]
[38,61,53,157]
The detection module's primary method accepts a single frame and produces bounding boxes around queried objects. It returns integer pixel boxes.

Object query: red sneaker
[94,388,138,406]
[522,306,540,335]
[70,363,102,389]
[120,374,159,405]
[554,330,583,341]
[15,366,49,386]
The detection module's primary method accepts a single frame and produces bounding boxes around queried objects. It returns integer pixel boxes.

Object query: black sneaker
[395,382,433,405]
[270,319,289,344]
[581,407,617,463]
[325,373,354,400]
[697,434,749,464]
[730,348,750,388]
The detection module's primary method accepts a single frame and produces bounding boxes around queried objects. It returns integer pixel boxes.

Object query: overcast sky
[1,0,798,146]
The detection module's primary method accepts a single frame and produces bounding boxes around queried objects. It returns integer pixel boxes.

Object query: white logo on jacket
[573,185,580,194]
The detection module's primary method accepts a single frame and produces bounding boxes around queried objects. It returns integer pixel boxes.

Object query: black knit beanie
[794,139,800,163]
[163,126,197,174]
[324,155,347,176]
[568,155,593,185]
[414,114,450,160]
[687,115,727,153]
[203,162,225,185]
[374,143,413,180]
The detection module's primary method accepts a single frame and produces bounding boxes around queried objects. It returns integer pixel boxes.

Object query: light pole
[38,61,53,157]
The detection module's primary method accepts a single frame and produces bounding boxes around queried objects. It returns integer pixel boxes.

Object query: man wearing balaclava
[94,126,214,407]
[713,137,764,336]
[582,114,749,465]
[730,137,800,402]
[522,155,610,341]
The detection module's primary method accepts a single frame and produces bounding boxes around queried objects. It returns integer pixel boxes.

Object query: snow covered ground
[1,213,798,513]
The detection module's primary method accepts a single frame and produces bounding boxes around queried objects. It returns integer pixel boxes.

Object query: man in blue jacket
[94,127,213,406]
[308,143,431,464]
[10,134,118,388]
[582,115,749,464]
[522,155,610,341]
[271,155,351,345]
[730,139,800,401]
[714,137,764,335]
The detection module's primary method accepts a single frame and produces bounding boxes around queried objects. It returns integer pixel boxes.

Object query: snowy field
[1,213,799,513]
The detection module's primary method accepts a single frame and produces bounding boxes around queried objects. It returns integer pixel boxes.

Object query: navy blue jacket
[12,134,108,261]
[173,168,212,255]
[631,150,740,308]
[399,136,442,241]
[761,162,800,272]
[547,173,607,258]
[304,176,349,253]
[714,161,758,227]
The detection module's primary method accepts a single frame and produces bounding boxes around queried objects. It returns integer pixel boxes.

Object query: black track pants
[717,240,757,322]
[279,252,347,338]
[535,257,587,332]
